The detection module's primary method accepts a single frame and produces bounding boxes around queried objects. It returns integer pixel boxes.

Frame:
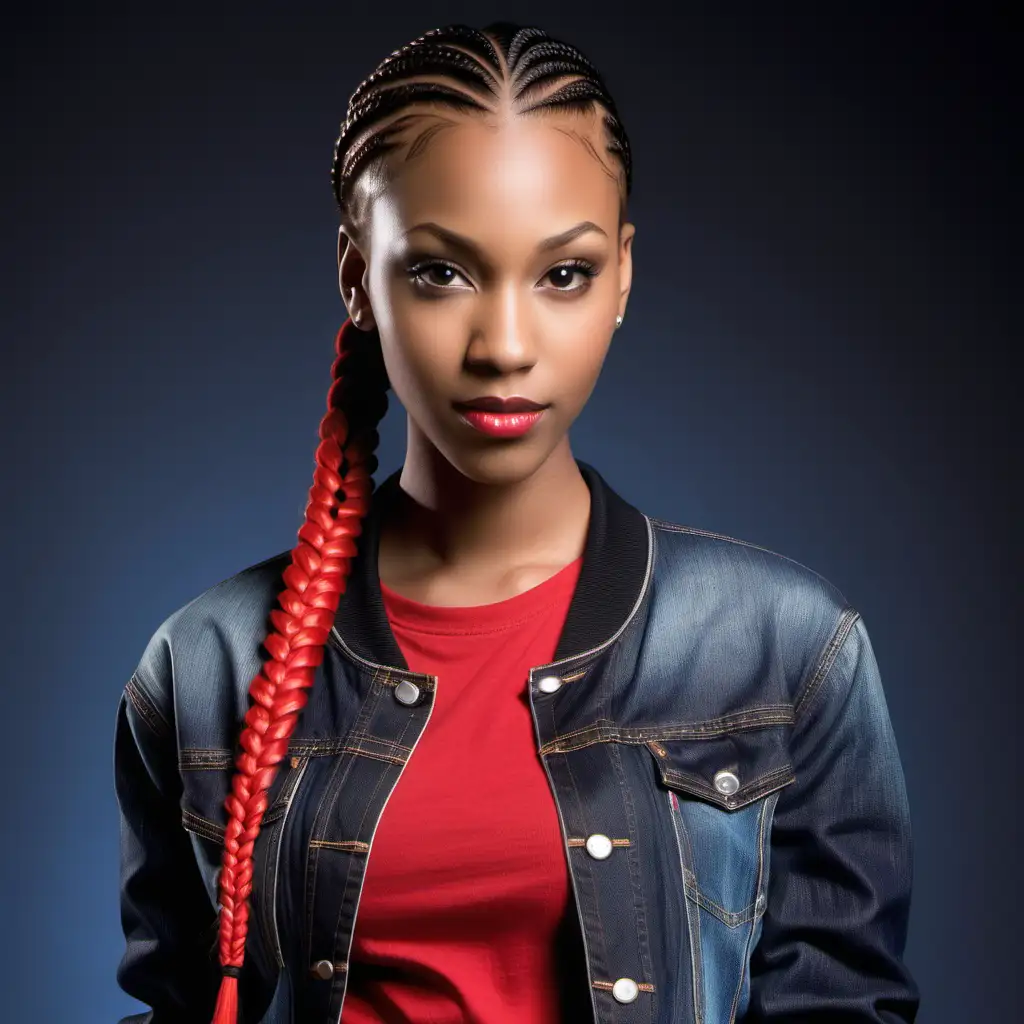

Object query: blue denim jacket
[115,459,919,1023]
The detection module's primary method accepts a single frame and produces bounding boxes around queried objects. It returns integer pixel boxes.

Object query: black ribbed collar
[332,458,650,671]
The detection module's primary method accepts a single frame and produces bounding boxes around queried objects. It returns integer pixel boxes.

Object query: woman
[115,20,919,1024]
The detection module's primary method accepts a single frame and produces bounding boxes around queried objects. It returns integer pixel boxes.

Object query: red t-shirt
[342,555,590,1023]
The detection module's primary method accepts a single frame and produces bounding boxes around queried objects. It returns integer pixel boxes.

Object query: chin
[436,436,564,488]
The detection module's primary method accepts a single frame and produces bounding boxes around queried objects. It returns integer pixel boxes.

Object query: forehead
[359,112,621,249]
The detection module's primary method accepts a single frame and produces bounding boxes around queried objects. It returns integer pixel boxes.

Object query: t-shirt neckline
[379,555,584,635]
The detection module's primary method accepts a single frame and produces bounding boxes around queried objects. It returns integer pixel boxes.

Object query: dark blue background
[2,4,1016,1020]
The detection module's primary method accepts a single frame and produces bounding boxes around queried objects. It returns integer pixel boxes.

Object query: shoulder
[647,514,850,609]
[127,549,293,745]
[644,514,857,705]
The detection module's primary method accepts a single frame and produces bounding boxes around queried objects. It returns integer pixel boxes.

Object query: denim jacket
[115,459,919,1023]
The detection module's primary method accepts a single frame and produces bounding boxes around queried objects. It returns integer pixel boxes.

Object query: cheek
[379,332,459,408]
[555,335,614,400]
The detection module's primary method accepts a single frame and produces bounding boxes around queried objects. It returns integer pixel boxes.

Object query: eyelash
[405,257,599,294]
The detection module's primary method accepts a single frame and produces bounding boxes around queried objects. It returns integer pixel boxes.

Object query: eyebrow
[403,220,608,261]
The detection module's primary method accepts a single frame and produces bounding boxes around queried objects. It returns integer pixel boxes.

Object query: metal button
[585,833,613,860]
[612,977,640,1003]
[312,959,334,980]
[537,675,563,694]
[394,680,421,706]
[713,770,740,796]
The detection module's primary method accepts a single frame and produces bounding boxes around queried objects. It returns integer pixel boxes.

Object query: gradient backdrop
[2,4,1016,1021]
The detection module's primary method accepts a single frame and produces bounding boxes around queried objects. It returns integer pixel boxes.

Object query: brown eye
[544,259,598,291]
[407,260,470,290]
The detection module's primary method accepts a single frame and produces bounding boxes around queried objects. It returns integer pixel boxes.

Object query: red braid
[210,317,388,1024]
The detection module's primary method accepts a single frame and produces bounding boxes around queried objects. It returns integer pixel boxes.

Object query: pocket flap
[647,727,795,810]
[179,748,309,843]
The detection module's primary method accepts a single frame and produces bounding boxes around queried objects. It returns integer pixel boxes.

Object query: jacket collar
[332,458,651,673]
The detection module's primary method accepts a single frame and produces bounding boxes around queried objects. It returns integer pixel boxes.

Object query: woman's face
[338,109,634,485]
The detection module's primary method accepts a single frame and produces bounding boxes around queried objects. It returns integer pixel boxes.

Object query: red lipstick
[453,395,549,438]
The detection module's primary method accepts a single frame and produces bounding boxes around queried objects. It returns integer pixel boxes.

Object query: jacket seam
[125,671,171,738]
[647,518,850,599]
[182,807,226,844]
[667,790,704,1021]
[793,606,861,725]
[687,885,758,928]
[552,708,793,744]
[727,790,775,1022]
[178,738,411,772]
[539,711,793,755]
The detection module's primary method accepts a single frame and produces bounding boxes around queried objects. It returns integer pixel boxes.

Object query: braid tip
[211,973,239,1024]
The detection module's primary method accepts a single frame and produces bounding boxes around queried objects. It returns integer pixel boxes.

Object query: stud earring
[615,314,623,328]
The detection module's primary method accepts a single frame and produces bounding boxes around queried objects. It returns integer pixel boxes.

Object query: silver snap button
[585,834,613,860]
[612,977,639,1004]
[394,680,421,706]
[537,675,563,694]
[312,959,334,980]
[713,770,740,796]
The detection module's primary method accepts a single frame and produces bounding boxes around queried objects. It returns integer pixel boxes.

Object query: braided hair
[209,21,633,1024]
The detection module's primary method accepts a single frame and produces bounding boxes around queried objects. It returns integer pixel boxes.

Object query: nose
[463,290,537,375]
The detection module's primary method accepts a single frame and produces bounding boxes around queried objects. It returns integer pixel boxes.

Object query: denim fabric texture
[115,459,919,1023]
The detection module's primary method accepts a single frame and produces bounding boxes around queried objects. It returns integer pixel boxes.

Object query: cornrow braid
[209,20,631,1024]
[331,20,631,236]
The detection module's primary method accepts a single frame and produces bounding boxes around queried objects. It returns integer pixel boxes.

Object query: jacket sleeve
[745,610,920,1022]
[114,672,220,1023]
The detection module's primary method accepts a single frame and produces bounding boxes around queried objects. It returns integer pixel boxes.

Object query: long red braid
[210,316,389,1024]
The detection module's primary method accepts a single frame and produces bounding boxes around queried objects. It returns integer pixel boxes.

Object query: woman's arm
[746,612,920,1021]
[114,673,220,1023]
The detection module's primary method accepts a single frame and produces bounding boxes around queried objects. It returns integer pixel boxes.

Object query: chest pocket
[647,726,795,926]
[178,747,310,848]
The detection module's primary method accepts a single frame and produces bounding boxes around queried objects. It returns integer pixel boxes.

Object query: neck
[378,434,591,597]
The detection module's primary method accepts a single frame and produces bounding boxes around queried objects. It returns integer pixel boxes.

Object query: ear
[337,225,375,330]
[617,221,635,323]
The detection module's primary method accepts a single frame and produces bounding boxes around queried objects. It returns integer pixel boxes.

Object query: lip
[455,407,547,438]
[453,395,549,412]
